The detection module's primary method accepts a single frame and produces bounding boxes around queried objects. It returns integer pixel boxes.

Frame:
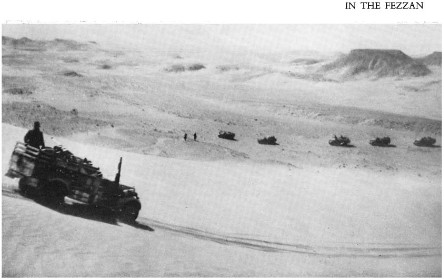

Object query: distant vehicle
[329,135,351,147]
[258,136,277,145]
[414,137,437,147]
[218,130,236,140]
[6,142,141,222]
[370,137,391,147]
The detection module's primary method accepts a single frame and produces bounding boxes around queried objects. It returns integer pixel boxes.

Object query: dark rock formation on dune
[290,58,322,65]
[164,64,186,73]
[3,88,33,95]
[2,36,35,47]
[321,49,431,78]
[164,63,206,73]
[63,71,83,77]
[2,36,92,51]
[216,65,240,72]
[187,63,205,71]
[100,64,113,69]
[416,52,442,66]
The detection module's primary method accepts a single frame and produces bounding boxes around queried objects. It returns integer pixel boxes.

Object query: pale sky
[2,24,441,56]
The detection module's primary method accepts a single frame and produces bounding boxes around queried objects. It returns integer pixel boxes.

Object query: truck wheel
[122,203,139,222]
[18,178,39,197]
[18,178,30,196]
[41,181,67,205]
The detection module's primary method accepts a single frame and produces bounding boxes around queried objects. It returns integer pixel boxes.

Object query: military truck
[370,136,391,147]
[6,142,141,222]
[414,137,437,147]
[258,136,277,145]
[329,135,351,147]
[218,130,236,140]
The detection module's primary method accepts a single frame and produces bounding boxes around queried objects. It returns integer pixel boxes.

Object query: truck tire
[121,202,140,222]
[41,181,68,205]
[18,178,30,195]
[18,178,38,197]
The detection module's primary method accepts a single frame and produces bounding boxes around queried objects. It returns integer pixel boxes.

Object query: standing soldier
[184,133,188,141]
[193,132,197,141]
[24,121,45,149]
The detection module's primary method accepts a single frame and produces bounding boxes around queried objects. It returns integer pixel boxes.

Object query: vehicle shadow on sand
[370,144,397,148]
[418,145,441,148]
[344,144,356,148]
[330,144,356,148]
[17,190,154,231]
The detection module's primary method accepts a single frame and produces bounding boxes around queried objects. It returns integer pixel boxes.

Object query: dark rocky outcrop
[321,49,431,78]
[416,52,442,66]
[2,36,91,51]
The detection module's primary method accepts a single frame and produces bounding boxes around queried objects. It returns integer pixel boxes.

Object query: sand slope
[2,124,441,277]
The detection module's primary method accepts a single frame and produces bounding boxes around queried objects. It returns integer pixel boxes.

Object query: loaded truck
[6,142,141,222]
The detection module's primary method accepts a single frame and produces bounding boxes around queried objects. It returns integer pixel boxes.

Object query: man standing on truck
[24,121,45,149]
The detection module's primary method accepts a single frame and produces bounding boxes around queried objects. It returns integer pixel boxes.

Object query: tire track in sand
[137,217,441,258]
[3,188,441,258]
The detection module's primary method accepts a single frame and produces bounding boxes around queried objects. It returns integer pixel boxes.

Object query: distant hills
[416,51,442,66]
[321,49,432,79]
[2,36,91,51]
[3,35,441,81]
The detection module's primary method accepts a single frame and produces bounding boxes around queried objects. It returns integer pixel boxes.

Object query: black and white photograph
[1,2,442,277]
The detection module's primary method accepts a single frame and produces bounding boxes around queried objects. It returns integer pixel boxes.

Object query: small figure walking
[184,133,187,141]
[193,133,197,141]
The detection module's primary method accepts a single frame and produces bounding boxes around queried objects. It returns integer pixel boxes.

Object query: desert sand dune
[3,194,440,277]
